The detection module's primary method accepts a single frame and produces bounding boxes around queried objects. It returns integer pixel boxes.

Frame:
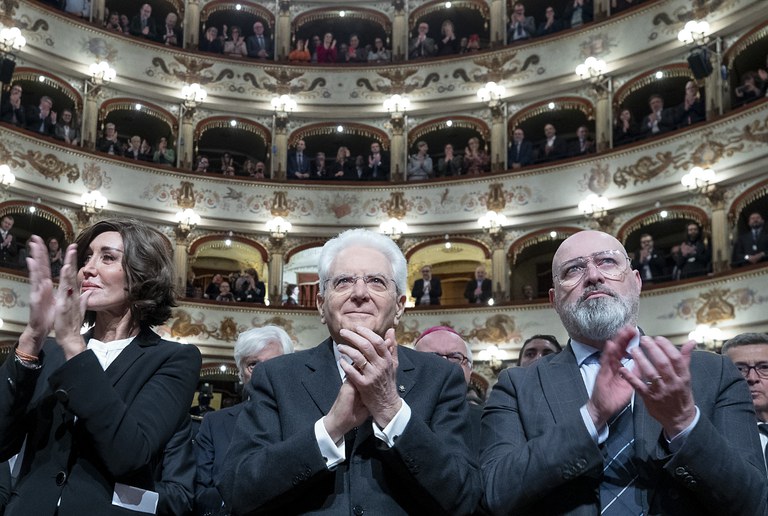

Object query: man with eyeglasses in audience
[219,229,480,515]
[195,326,294,516]
[722,332,768,473]
[481,230,767,515]
[411,264,442,306]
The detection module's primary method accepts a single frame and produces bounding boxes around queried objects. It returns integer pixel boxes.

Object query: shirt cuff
[580,404,609,444]
[315,418,345,469]
[664,406,701,453]
[372,400,411,448]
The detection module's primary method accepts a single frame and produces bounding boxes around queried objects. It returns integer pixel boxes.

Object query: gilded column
[705,38,725,118]
[707,188,729,273]
[490,103,506,170]
[173,241,189,292]
[276,1,292,61]
[491,246,509,302]
[179,111,195,170]
[594,88,612,152]
[81,90,99,151]
[489,0,506,46]
[389,115,405,182]
[91,0,106,25]
[273,116,288,180]
[267,243,285,306]
[185,0,201,49]
[391,0,406,62]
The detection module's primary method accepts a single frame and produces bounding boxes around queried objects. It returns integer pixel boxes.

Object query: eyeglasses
[325,274,394,294]
[245,360,259,371]
[554,249,630,288]
[735,363,768,379]
[431,351,469,365]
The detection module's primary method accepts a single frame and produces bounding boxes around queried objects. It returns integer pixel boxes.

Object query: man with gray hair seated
[194,325,294,516]
[219,228,480,515]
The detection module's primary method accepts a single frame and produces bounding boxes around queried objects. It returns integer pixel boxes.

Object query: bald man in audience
[722,332,768,472]
[517,334,562,367]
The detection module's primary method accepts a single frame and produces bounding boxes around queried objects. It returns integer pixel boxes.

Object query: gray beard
[560,294,637,343]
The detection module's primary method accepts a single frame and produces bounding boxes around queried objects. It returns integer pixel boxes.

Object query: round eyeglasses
[325,274,394,294]
[735,363,768,379]
[554,249,631,288]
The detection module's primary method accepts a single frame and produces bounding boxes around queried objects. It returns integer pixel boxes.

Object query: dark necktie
[297,153,302,168]
[516,22,523,37]
[754,229,760,243]
[600,403,642,514]
[258,35,264,47]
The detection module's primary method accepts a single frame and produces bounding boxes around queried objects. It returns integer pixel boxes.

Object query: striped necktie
[600,403,642,514]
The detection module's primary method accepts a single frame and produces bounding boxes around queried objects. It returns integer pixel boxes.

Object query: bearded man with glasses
[220,228,480,515]
[481,230,767,515]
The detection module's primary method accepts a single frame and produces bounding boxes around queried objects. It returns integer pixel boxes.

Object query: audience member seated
[507,127,533,169]
[223,25,247,57]
[521,284,535,301]
[351,155,368,180]
[153,137,175,165]
[53,108,80,146]
[408,140,433,181]
[160,12,182,47]
[409,22,437,59]
[466,34,481,52]
[193,155,210,173]
[536,6,564,37]
[120,13,131,33]
[368,37,391,62]
[199,26,223,53]
[287,139,311,179]
[216,280,235,302]
[463,137,490,174]
[675,80,705,127]
[517,334,562,367]
[464,265,493,304]
[126,135,150,161]
[568,125,595,157]
[284,284,299,305]
[411,264,442,305]
[26,96,56,136]
[731,211,768,267]
[308,34,321,62]
[631,233,669,283]
[205,273,223,299]
[459,36,469,53]
[46,236,63,279]
[537,123,567,162]
[332,146,353,179]
[219,152,238,174]
[341,34,366,63]
[0,214,17,269]
[563,0,593,28]
[507,2,535,43]
[735,71,765,105]
[641,94,675,136]
[1,84,25,127]
[139,138,153,161]
[246,21,273,59]
[437,143,463,177]
[235,269,266,303]
[288,39,311,62]
[311,151,329,179]
[129,3,157,40]
[368,141,390,180]
[105,12,123,33]
[613,107,640,146]
[96,122,124,156]
[671,222,711,279]
[437,20,460,56]
[316,32,338,63]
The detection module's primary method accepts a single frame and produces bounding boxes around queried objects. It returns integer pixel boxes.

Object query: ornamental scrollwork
[613,151,686,188]
[13,150,79,183]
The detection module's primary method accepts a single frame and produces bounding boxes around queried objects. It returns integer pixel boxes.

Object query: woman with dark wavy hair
[0,218,201,515]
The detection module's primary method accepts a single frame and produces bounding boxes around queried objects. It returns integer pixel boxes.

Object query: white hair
[233,325,294,381]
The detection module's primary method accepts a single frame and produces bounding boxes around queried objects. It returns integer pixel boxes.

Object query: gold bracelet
[15,348,39,362]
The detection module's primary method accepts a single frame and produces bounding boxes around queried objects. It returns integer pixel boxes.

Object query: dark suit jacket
[672,239,710,279]
[287,150,312,179]
[0,99,25,127]
[24,107,55,136]
[0,328,201,516]
[411,277,442,305]
[218,340,481,515]
[536,136,568,162]
[464,278,493,304]
[641,109,677,136]
[129,15,158,39]
[507,140,533,167]
[155,417,196,516]
[632,248,669,283]
[480,344,767,515]
[367,152,390,180]
[246,35,273,59]
[731,227,768,267]
[195,404,245,516]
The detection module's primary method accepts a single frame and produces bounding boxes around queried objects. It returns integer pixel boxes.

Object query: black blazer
[218,340,481,515]
[0,329,201,516]
[481,344,768,515]
[195,404,245,516]
[631,248,669,283]
[287,150,312,179]
[155,417,196,516]
[536,136,568,162]
[464,278,493,304]
[24,107,55,136]
[731,227,768,267]
[507,140,533,167]
[411,277,442,305]
[367,152,390,180]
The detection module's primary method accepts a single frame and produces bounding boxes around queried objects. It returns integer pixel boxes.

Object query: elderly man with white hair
[194,325,294,516]
[219,228,480,515]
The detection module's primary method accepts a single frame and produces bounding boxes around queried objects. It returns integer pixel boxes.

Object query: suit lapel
[302,339,343,416]
[539,344,589,423]
[104,328,158,386]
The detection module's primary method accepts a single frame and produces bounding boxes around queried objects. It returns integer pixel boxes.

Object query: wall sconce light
[477,81,505,107]
[181,83,207,110]
[380,217,408,241]
[478,345,509,373]
[575,57,610,94]
[677,20,710,46]
[271,94,297,116]
[478,210,507,236]
[578,193,609,219]
[688,323,723,351]
[266,216,292,240]
[88,61,116,86]
[0,26,26,55]
[383,94,410,117]
[681,166,715,194]
[175,208,200,232]
[80,190,108,214]
[0,164,15,189]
